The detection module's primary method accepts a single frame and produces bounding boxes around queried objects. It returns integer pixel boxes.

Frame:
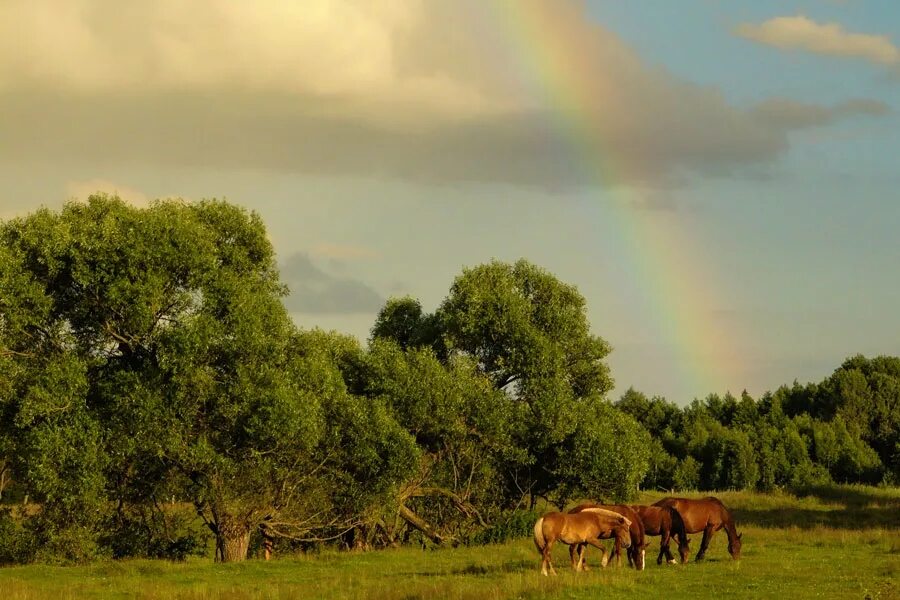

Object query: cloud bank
[0,1,890,189]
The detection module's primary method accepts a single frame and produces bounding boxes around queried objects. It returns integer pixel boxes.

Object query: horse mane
[577,507,632,529]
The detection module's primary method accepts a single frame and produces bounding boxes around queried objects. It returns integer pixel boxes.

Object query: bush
[29,520,108,565]
[0,508,29,564]
[466,509,541,546]
[100,510,209,561]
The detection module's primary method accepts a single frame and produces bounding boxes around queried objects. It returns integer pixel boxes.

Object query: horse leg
[585,538,609,568]
[570,543,586,571]
[659,527,676,565]
[696,525,715,561]
[542,538,557,576]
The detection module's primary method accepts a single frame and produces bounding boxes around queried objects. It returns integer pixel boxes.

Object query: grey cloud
[751,98,891,130]
[0,1,892,191]
[280,253,384,315]
[0,90,789,189]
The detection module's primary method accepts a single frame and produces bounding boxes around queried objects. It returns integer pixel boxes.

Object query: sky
[1,0,898,404]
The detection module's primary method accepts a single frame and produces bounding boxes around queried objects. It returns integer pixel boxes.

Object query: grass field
[1,486,898,600]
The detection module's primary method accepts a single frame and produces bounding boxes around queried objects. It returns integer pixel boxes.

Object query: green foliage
[370,296,444,355]
[0,508,29,564]
[465,509,540,545]
[0,197,418,562]
[99,506,210,561]
[553,399,651,503]
[436,259,628,504]
[642,438,678,491]
[672,456,700,491]
[439,259,612,402]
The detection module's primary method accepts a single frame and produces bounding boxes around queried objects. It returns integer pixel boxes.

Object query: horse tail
[669,507,688,545]
[533,517,546,552]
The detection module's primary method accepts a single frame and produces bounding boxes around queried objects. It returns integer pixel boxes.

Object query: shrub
[466,509,541,546]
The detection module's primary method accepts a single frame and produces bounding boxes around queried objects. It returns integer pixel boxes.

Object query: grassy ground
[1,486,898,600]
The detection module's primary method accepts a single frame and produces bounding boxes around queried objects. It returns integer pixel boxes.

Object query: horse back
[654,497,728,533]
[573,503,642,542]
[631,505,668,536]
[542,511,602,544]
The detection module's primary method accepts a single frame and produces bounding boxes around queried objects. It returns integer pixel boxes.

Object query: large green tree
[372,259,647,506]
[0,197,416,562]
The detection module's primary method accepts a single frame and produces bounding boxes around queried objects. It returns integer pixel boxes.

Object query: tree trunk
[216,517,252,562]
[398,504,447,546]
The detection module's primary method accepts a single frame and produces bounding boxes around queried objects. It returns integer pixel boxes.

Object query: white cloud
[0,0,506,121]
[736,15,900,65]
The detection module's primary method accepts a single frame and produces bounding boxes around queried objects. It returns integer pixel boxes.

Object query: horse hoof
[667,559,677,565]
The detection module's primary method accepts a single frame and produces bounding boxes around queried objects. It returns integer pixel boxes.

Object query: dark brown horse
[533,509,632,575]
[631,505,690,564]
[653,497,742,560]
[569,503,649,570]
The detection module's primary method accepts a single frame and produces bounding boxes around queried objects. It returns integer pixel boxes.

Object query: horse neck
[721,510,739,542]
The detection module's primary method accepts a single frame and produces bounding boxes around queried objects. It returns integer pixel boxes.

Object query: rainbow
[478,1,742,399]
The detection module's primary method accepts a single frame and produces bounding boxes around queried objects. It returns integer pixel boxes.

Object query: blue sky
[1,0,897,403]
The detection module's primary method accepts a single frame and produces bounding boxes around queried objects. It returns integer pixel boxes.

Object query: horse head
[632,540,650,571]
[614,516,631,549]
[678,535,691,564]
[728,531,743,559]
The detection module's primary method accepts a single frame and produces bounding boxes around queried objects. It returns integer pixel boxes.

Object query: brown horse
[569,504,649,571]
[533,509,632,576]
[631,505,690,564]
[653,497,742,560]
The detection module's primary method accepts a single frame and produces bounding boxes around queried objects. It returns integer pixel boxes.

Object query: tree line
[0,197,897,564]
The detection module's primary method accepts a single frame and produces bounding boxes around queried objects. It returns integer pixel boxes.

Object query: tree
[435,259,632,504]
[0,197,417,562]
[552,398,651,503]
[360,340,521,544]
[369,296,443,355]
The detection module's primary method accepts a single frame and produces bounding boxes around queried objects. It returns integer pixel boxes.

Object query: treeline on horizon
[0,196,897,565]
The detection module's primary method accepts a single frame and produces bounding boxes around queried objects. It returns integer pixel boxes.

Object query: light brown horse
[631,505,690,564]
[533,509,632,576]
[569,504,649,570]
[652,497,742,560]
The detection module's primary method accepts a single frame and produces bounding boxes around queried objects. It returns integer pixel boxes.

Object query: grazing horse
[533,509,632,576]
[569,504,649,571]
[631,505,690,564]
[653,497,742,560]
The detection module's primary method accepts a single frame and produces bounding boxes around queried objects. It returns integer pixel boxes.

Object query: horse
[569,503,649,570]
[652,496,742,560]
[533,509,632,576]
[631,504,690,564]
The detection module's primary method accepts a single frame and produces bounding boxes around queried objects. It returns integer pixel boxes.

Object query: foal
[533,509,631,576]
[569,504,649,570]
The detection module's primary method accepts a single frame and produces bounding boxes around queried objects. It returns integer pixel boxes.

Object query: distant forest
[617,354,899,493]
[1,197,897,563]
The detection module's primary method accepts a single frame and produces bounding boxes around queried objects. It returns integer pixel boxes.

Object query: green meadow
[1,486,897,600]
